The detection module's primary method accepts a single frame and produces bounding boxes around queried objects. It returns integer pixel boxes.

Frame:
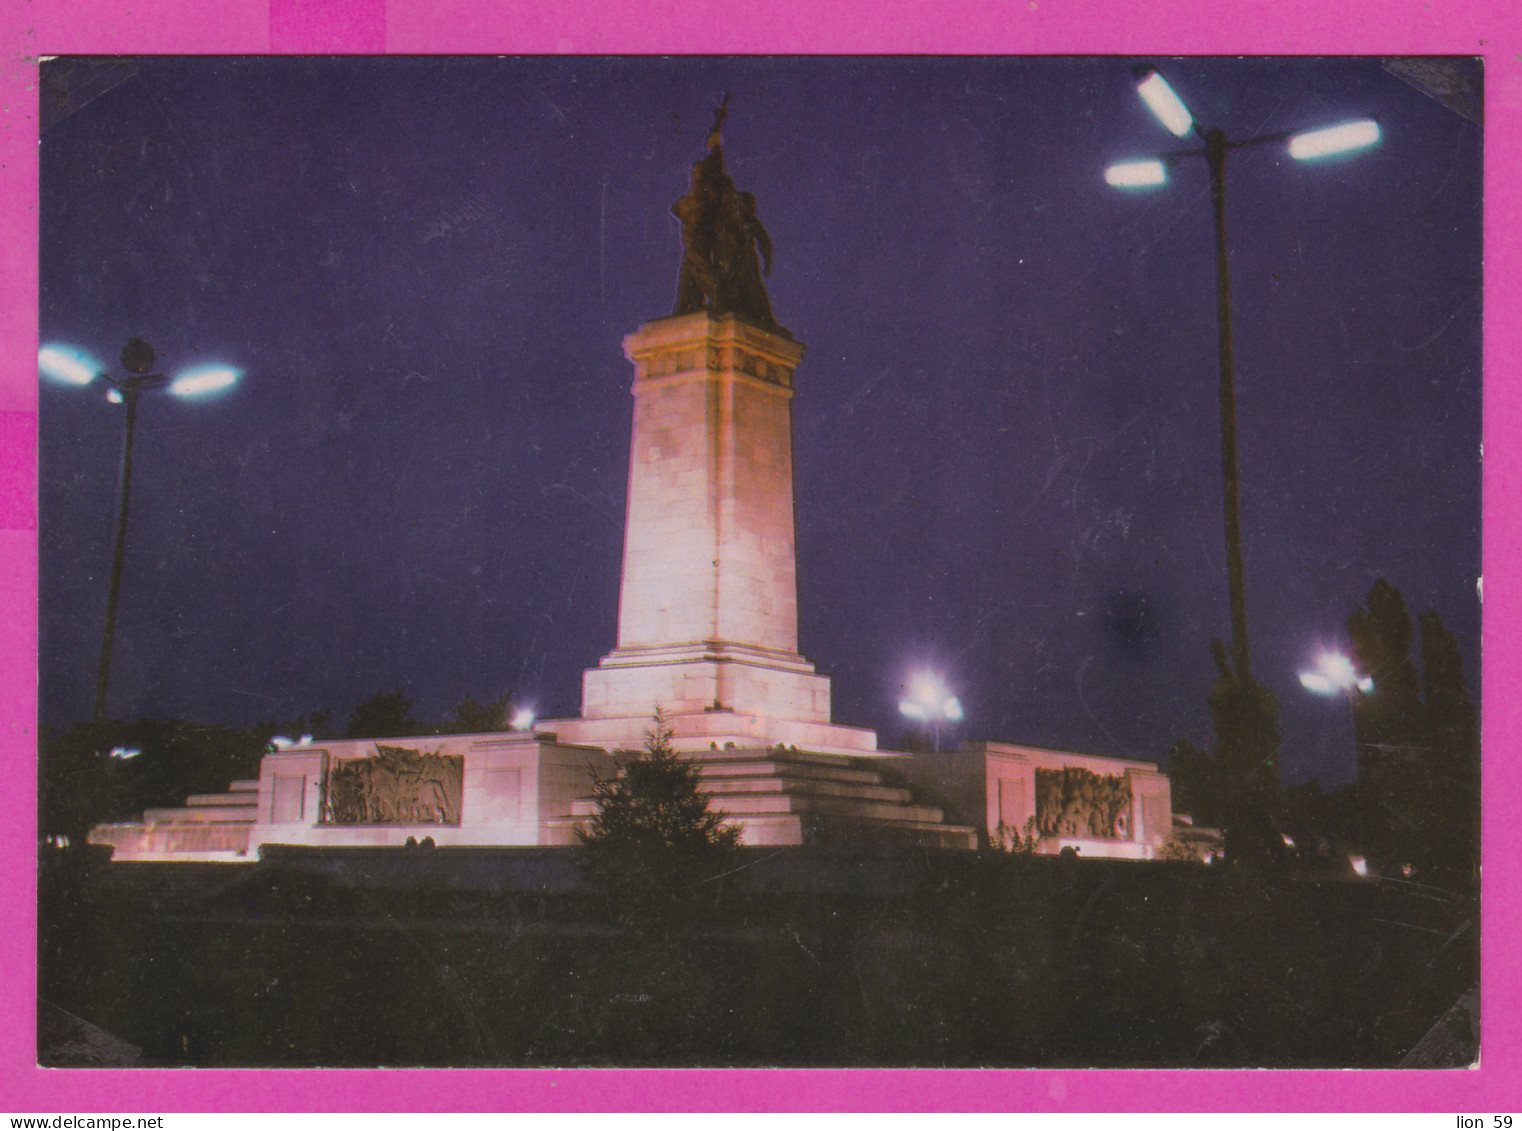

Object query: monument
[89,98,1174,861]
[555,97,874,757]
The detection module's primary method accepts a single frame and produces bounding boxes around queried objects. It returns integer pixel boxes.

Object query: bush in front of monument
[577,709,742,913]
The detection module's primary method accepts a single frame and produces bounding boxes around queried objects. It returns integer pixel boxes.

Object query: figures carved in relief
[1035,766,1132,839]
[324,745,464,825]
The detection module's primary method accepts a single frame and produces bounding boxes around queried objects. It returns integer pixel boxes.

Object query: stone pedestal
[576,313,872,752]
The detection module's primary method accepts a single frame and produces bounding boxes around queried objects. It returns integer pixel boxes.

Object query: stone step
[695,747,877,771]
[552,810,977,850]
[184,793,258,808]
[698,792,946,824]
[699,775,914,805]
[571,788,941,825]
[697,760,884,786]
[141,806,258,824]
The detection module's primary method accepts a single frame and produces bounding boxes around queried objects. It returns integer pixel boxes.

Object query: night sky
[38,56,1482,787]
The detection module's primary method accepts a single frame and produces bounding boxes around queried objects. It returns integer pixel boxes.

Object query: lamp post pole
[93,338,169,723]
[41,337,242,722]
[898,674,964,754]
[1105,67,1381,686]
[95,382,140,723]
[1204,127,1251,683]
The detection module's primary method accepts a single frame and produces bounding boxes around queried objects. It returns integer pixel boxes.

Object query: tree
[1165,737,1221,827]
[1206,639,1284,866]
[440,692,514,735]
[344,689,422,739]
[1348,579,1426,866]
[40,718,270,844]
[577,710,741,907]
[1163,636,1284,866]
[1420,609,1480,884]
[1347,579,1479,883]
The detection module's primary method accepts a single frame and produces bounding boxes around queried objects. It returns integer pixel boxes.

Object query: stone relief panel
[323,745,464,825]
[1035,767,1132,839]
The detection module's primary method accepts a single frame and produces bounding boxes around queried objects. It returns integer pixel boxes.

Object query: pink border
[3,0,1515,1112]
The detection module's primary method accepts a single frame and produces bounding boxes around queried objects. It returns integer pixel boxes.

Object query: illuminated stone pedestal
[89,733,616,862]
[899,741,1175,859]
[568,312,878,756]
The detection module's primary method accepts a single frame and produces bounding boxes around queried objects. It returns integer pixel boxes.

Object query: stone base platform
[549,707,879,758]
[581,641,834,725]
[91,779,260,862]
[558,745,978,850]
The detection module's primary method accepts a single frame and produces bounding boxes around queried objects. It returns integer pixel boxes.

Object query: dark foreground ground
[38,846,1478,1068]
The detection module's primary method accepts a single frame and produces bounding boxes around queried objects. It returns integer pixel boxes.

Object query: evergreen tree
[577,710,741,908]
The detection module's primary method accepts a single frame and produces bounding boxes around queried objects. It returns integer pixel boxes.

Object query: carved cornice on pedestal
[625,313,806,391]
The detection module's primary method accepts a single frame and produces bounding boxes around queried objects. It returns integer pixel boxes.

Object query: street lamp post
[96,339,164,723]
[1106,65,1381,684]
[40,337,240,722]
[898,673,964,753]
[1298,649,1374,769]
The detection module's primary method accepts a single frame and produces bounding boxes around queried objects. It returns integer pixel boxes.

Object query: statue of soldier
[671,94,783,333]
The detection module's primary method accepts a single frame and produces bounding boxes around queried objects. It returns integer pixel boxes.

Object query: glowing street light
[38,345,101,387]
[1134,67,1194,138]
[1298,650,1374,697]
[39,338,243,721]
[1104,159,1168,189]
[169,366,241,398]
[1104,64,1383,689]
[898,672,963,753]
[1289,119,1381,161]
[268,734,315,751]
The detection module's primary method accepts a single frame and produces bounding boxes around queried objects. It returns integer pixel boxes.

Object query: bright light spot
[1320,652,1357,686]
[1401,863,1414,877]
[900,673,964,723]
[106,388,123,404]
[511,707,536,731]
[39,345,99,387]
[1104,159,1167,188]
[1350,854,1369,877]
[1281,834,1296,849]
[1136,70,1195,138]
[1289,119,1380,161]
[1299,671,1336,695]
[1300,651,1373,696]
[169,366,240,397]
[269,736,296,750]
[298,734,314,746]
[108,746,141,760]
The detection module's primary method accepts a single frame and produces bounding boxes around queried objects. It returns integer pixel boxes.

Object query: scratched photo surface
[37,57,1480,1067]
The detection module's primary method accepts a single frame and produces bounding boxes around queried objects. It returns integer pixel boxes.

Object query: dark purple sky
[39,57,1481,786]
